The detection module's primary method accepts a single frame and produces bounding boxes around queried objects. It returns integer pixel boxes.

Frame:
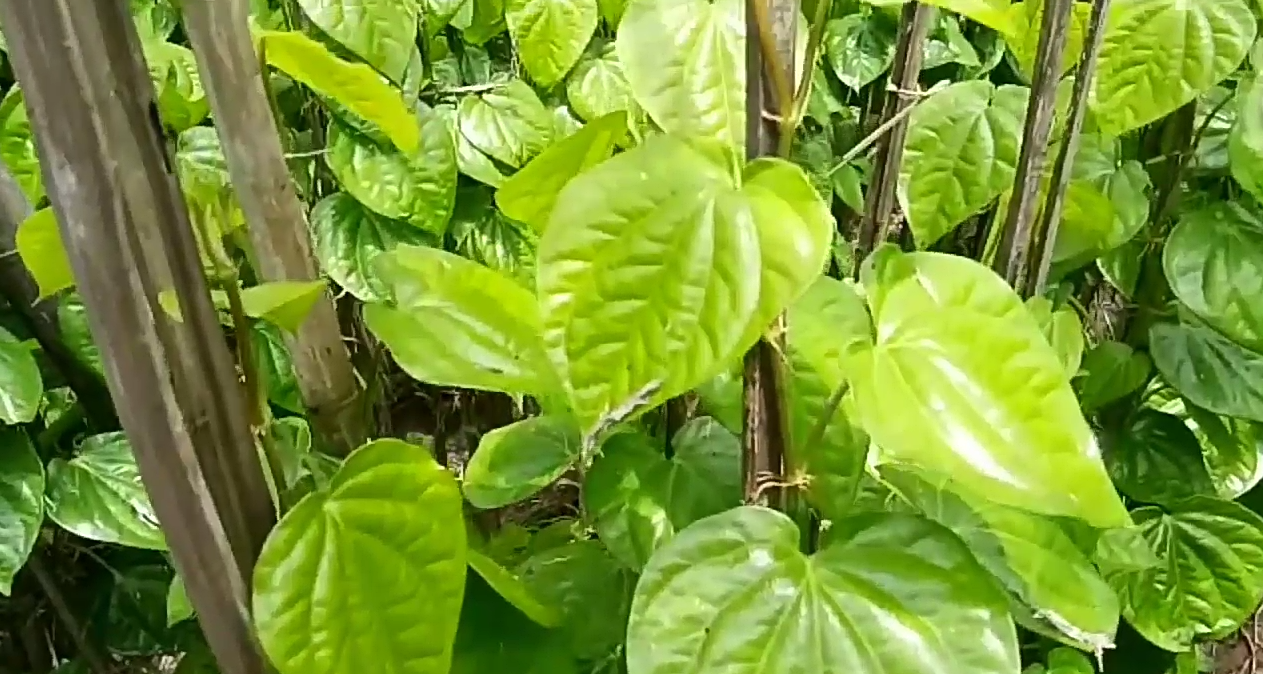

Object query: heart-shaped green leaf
[0,429,44,595]
[45,432,165,550]
[0,328,41,425]
[1230,77,1263,202]
[1075,340,1151,412]
[506,0,599,87]
[15,208,74,299]
[566,43,635,122]
[457,79,555,168]
[309,193,438,303]
[240,280,328,334]
[462,415,581,509]
[145,41,209,132]
[1102,410,1216,506]
[1151,320,1263,422]
[253,439,466,674]
[467,547,561,627]
[290,0,418,85]
[516,540,630,663]
[823,14,896,91]
[252,322,303,413]
[627,506,1020,674]
[1027,297,1084,380]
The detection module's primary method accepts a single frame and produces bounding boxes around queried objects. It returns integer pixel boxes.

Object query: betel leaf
[919,0,1018,35]
[45,432,166,551]
[584,418,742,570]
[466,547,561,627]
[597,0,626,26]
[464,0,508,44]
[627,506,1020,674]
[144,41,209,132]
[448,184,538,287]
[505,0,599,87]
[253,439,466,674]
[292,0,417,84]
[823,13,897,91]
[0,428,44,596]
[326,103,457,235]
[451,570,577,674]
[462,415,581,509]
[899,81,1028,247]
[1006,0,1092,79]
[1164,201,1263,352]
[434,103,509,188]
[516,540,630,663]
[852,248,1130,527]
[259,30,419,153]
[58,294,104,376]
[1185,403,1263,498]
[1230,76,1263,202]
[16,208,75,299]
[1151,320,1263,422]
[1102,410,1216,507]
[496,111,628,232]
[1027,297,1084,380]
[240,280,328,334]
[166,575,193,626]
[566,43,636,123]
[1104,497,1263,652]
[252,322,303,413]
[616,0,744,150]
[0,88,44,204]
[309,192,438,303]
[1075,340,1151,412]
[457,79,555,168]
[1092,0,1256,135]
[364,245,558,394]
[883,467,1119,652]
[538,135,831,434]
[0,327,42,425]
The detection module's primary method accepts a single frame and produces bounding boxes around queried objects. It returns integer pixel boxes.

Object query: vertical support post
[182,0,367,456]
[742,0,797,507]
[992,0,1074,294]
[0,2,274,673]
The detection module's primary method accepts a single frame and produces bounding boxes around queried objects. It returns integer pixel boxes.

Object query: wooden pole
[181,0,367,456]
[0,2,274,672]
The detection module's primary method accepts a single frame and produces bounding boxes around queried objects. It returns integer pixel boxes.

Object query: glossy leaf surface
[291,0,417,84]
[1076,341,1151,412]
[0,429,43,595]
[240,281,328,334]
[462,415,580,509]
[1151,320,1263,422]
[567,43,636,122]
[45,433,165,550]
[309,192,437,303]
[1103,410,1216,506]
[15,208,74,299]
[505,0,599,87]
[456,79,555,168]
[0,328,41,425]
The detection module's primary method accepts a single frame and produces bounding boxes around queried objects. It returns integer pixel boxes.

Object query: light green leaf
[899,81,1028,247]
[58,294,104,376]
[496,111,628,232]
[1185,403,1263,498]
[448,184,538,286]
[466,547,560,627]
[463,0,508,43]
[451,570,577,674]
[506,0,598,87]
[16,208,75,299]
[310,192,438,303]
[291,0,418,84]
[0,429,44,595]
[538,135,832,433]
[456,80,555,168]
[254,439,466,674]
[567,43,635,122]
[1006,0,1093,79]
[240,280,328,334]
[852,248,1131,527]
[921,0,1018,35]
[597,0,626,25]
[266,416,315,490]
[435,103,509,188]
[1102,410,1216,506]
[627,506,1020,674]
[1151,320,1263,422]
[1075,340,1151,412]
[1027,297,1084,380]
[44,432,166,550]
[166,575,194,626]
[1164,201,1263,352]
[884,467,1120,652]
[823,14,896,91]
[462,415,581,509]
[252,322,303,413]
[0,89,43,204]
[1230,77,1263,201]
[1092,0,1256,135]
[422,0,469,33]
[364,245,558,394]
[326,103,457,235]
[516,540,629,663]
[585,418,742,570]
[616,0,744,150]
[260,30,420,153]
[1104,497,1263,651]
[0,328,42,425]
[144,42,209,132]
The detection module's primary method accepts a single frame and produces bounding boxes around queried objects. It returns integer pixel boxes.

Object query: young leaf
[435,103,510,188]
[16,207,75,299]
[1104,497,1263,651]
[1006,0,1092,79]
[1075,340,1151,412]
[616,0,744,150]
[240,280,328,334]
[852,249,1131,528]
[1101,410,1216,507]
[0,328,42,425]
[920,0,1018,36]
[364,245,558,394]
[627,507,1020,674]
[1026,297,1084,381]
[566,43,635,123]
[1151,320,1263,422]
[456,79,555,168]
[45,432,166,550]
[253,439,466,674]
[516,540,629,663]
[1093,0,1256,135]
[466,547,561,627]
[0,429,44,595]
[585,418,742,570]
[0,88,44,204]
[505,0,599,87]
[252,322,304,413]
[259,30,419,153]
[462,415,581,509]
[823,13,897,92]
[538,135,832,433]
[884,466,1120,652]
[309,193,438,303]
[1230,77,1263,202]
[326,103,457,235]
[899,81,1028,247]
[58,294,104,376]
[291,0,418,84]
[1164,201,1263,352]
[496,111,628,232]
[144,41,209,132]
[166,575,194,626]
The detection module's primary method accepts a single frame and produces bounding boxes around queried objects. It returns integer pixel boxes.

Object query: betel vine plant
[1,0,1263,672]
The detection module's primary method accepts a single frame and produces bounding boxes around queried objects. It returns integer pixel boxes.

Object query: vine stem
[824,80,948,178]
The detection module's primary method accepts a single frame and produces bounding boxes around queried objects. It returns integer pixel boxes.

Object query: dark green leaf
[1103,410,1216,506]
[1151,320,1263,422]
[310,192,439,303]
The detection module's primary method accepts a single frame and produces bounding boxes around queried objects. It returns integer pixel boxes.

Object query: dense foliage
[0,0,1262,673]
